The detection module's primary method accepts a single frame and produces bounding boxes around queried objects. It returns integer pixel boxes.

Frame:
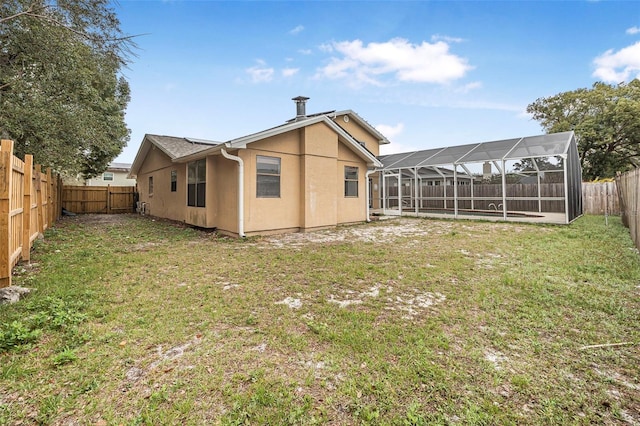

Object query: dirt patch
[59,213,135,226]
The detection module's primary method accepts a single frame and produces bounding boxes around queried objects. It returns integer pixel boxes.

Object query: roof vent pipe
[292,96,309,121]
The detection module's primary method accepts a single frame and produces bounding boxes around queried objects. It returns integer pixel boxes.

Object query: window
[170,170,177,192]
[103,172,114,181]
[257,156,280,198]
[188,159,206,207]
[344,166,358,197]
[148,176,154,195]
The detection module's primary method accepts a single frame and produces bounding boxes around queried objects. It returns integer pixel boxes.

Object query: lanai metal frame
[377,131,583,224]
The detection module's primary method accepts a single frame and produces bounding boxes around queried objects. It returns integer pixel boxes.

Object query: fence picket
[616,169,640,251]
[0,141,61,288]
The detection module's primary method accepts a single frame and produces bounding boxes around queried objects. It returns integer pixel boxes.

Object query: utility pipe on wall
[221,148,245,238]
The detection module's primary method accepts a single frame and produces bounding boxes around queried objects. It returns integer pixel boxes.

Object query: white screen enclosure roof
[379,131,576,169]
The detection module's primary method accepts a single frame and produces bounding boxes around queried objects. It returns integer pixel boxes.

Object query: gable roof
[332,110,390,145]
[176,115,383,168]
[130,109,386,177]
[130,134,220,177]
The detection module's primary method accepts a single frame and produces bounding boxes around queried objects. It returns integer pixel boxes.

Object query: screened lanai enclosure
[374,131,582,224]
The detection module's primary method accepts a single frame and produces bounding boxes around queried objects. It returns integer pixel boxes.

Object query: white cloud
[246,60,274,83]
[289,25,304,35]
[455,81,483,94]
[298,49,312,55]
[626,26,640,35]
[431,34,465,43]
[592,41,640,82]
[316,38,473,86]
[375,123,404,140]
[318,43,333,53]
[282,68,299,77]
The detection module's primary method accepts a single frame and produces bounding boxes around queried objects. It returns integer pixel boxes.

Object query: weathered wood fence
[0,140,61,288]
[582,181,620,215]
[616,169,640,251]
[62,185,136,214]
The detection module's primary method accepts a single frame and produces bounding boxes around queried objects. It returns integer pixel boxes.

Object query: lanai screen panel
[457,138,522,163]
[386,148,444,169]
[419,143,481,167]
[377,131,583,224]
[378,152,414,168]
[504,132,573,160]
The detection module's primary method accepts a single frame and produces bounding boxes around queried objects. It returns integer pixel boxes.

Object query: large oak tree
[527,80,640,181]
[0,0,133,178]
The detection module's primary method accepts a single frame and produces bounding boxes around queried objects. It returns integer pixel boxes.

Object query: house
[84,162,137,186]
[129,97,388,237]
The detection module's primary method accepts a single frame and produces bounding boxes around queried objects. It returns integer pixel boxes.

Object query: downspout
[220,148,245,238]
[366,169,376,222]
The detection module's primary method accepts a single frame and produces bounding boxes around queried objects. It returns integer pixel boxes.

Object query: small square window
[103,172,114,181]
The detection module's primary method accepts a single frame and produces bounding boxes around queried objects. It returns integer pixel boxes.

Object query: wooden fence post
[46,168,53,227]
[35,164,44,235]
[21,155,33,262]
[107,184,111,214]
[0,140,14,287]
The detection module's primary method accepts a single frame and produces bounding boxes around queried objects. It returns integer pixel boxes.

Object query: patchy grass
[1,214,639,425]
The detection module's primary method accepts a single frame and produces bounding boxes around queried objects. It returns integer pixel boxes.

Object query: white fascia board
[323,118,383,167]
[130,135,161,177]
[334,109,391,145]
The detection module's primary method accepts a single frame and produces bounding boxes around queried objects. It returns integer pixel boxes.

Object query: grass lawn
[1,214,639,425]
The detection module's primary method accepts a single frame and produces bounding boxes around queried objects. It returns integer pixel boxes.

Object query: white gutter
[366,169,377,222]
[221,148,245,238]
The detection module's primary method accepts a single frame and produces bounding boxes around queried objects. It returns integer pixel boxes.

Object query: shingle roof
[107,162,132,171]
[145,134,220,159]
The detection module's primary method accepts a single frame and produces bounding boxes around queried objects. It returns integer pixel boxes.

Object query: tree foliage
[0,0,133,178]
[527,80,640,181]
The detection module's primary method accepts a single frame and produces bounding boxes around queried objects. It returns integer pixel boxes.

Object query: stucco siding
[243,149,301,234]
[337,151,367,224]
[137,147,186,221]
[302,122,339,158]
[213,154,239,234]
[301,155,337,229]
[334,114,380,156]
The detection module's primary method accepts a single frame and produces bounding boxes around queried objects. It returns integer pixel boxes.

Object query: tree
[527,80,640,181]
[0,0,133,178]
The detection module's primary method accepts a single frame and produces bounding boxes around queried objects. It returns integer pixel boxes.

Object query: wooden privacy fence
[0,139,61,288]
[582,181,620,215]
[616,169,640,251]
[62,185,136,214]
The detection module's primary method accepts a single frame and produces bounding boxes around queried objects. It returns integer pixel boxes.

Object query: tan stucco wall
[242,148,301,234]
[337,143,367,224]
[135,118,384,236]
[137,145,187,221]
[211,154,238,234]
[333,114,380,156]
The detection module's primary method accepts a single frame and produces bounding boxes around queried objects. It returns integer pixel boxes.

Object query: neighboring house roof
[106,162,132,172]
[131,111,384,177]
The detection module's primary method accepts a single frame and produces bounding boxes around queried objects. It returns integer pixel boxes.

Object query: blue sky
[114,0,640,163]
